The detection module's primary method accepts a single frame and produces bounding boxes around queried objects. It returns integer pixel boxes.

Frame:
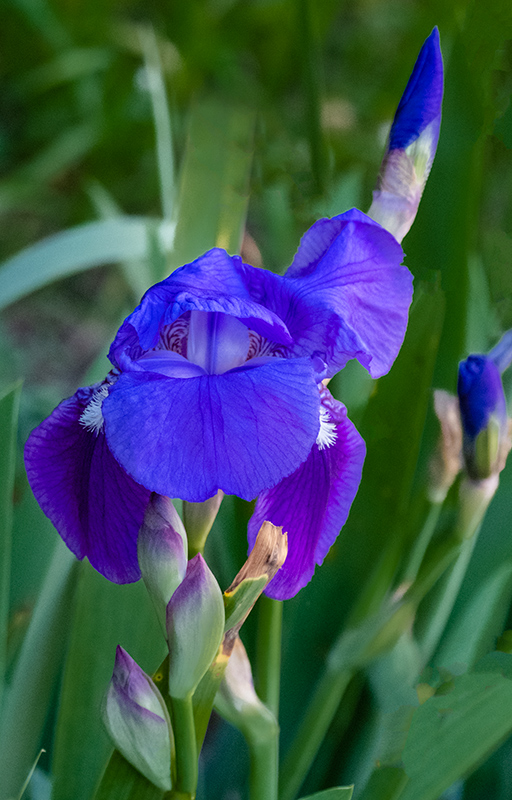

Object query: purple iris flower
[25,209,411,597]
[25,29,443,599]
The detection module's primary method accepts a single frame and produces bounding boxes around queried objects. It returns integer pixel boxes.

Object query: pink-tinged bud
[166,554,225,699]
[216,638,277,740]
[138,495,187,625]
[368,28,443,242]
[429,390,463,502]
[102,646,172,790]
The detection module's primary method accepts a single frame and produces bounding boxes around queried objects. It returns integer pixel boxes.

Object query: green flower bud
[102,646,172,790]
[138,494,187,627]
[166,554,225,699]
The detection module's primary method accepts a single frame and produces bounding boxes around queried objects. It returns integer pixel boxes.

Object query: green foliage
[299,789,354,800]
[0,382,21,710]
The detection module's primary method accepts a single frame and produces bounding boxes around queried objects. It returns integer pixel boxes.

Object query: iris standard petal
[108,248,292,368]
[24,387,151,583]
[285,210,412,378]
[388,27,443,151]
[368,29,443,242]
[247,391,365,600]
[102,358,321,503]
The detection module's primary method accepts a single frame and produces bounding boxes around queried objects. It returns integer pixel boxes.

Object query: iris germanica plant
[24,29,443,601]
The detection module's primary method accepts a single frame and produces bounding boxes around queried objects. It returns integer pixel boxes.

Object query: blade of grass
[138,26,176,223]
[51,562,166,800]
[167,101,255,270]
[0,539,78,800]
[0,381,22,710]
[0,217,175,310]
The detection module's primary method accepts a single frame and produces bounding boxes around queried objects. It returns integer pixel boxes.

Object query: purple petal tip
[388,27,444,151]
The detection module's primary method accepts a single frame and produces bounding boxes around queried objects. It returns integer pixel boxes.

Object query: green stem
[279,668,353,800]
[413,476,497,661]
[256,597,283,718]
[414,532,479,662]
[400,500,443,585]
[248,725,279,800]
[170,695,198,799]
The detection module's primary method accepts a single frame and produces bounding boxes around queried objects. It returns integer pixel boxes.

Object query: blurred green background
[2,0,512,799]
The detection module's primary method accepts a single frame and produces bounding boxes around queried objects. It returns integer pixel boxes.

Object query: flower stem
[400,500,443,585]
[251,596,282,800]
[414,534,478,661]
[248,723,280,800]
[170,694,198,799]
[256,596,283,717]
[279,668,353,800]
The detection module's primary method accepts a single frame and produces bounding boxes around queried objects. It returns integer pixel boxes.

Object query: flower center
[135,310,287,378]
[186,311,250,374]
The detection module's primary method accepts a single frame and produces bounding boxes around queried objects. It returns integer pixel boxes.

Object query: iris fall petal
[24,386,150,583]
[247,390,365,599]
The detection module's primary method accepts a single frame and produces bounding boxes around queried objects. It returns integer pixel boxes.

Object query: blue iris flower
[24,30,443,600]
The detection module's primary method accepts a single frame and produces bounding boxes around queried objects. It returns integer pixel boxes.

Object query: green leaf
[299,787,354,800]
[0,217,175,310]
[51,562,166,800]
[400,657,512,800]
[167,101,255,270]
[0,540,78,800]
[358,767,408,800]
[139,26,175,222]
[94,749,164,800]
[0,382,21,709]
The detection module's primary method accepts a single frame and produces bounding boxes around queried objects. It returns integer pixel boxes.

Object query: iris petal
[247,390,365,600]
[109,248,292,369]
[24,387,150,583]
[388,27,443,151]
[103,358,321,502]
[286,210,412,378]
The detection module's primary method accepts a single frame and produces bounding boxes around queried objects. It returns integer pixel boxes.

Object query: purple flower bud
[137,495,187,625]
[458,354,508,480]
[368,28,444,242]
[166,554,225,699]
[102,646,172,790]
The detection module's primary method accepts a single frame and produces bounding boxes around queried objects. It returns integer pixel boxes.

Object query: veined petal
[285,210,412,378]
[24,386,150,583]
[103,358,321,503]
[247,390,365,599]
[109,248,292,369]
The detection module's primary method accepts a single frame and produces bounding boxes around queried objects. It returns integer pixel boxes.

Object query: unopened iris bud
[429,390,463,502]
[216,637,276,738]
[183,490,223,557]
[138,494,188,626]
[102,646,172,791]
[458,354,509,480]
[368,27,443,242]
[166,554,225,699]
